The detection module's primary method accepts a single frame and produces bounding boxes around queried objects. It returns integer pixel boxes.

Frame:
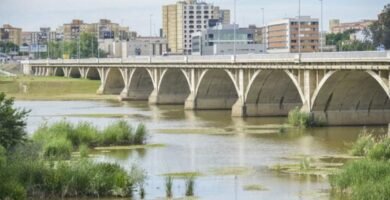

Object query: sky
[0,0,388,36]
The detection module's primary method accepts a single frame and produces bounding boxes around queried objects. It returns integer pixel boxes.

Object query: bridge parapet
[22,51,390,66]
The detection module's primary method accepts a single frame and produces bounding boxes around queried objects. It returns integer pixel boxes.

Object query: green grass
[211,167,253,176]
[0,76,116,100]
[288,107,312,128]
[331,132,390,200]
[32,120,149,161]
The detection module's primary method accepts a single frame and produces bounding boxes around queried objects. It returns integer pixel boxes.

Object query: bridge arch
[311,70,390,125]
[127,68,154,100]
[69,68,81,78]
[156,69,191,104]
[85,68,100,80]
[104,68,125,94]
[54,67,65,77]
[194,69,239,110]
[245,70,304,116]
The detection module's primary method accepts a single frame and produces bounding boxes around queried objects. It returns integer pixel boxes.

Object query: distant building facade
[267,16,320,53]
[191,24,265,55]
[162,0,230,54]
[122,37,168,57]
[329,19,376,34]
[63,19,136,41]
[0,24,22,45]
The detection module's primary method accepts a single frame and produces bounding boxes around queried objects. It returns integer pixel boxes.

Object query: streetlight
[261,8,266,53]
[233,0,237,56]
[298,0,301,55]
[150,14,153,56]
[320,0,324,52]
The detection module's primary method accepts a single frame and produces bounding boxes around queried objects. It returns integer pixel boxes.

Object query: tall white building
[163,0,230,54]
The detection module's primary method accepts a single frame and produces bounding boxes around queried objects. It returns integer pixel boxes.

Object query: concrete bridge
[22,51,390,126]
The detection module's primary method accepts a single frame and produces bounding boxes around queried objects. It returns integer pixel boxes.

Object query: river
[15,100,387,200]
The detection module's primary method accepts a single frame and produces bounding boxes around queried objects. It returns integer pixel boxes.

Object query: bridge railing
[21,51,390,65]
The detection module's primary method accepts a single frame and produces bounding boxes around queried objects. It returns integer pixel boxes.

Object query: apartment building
[162,0,230,54]
[267,16,319,53]
[329,19,376,34]
[0,24,22,45]
[63,19,134,41]
[191,24,265,55]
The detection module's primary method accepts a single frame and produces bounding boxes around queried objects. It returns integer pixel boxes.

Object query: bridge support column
[301,70,316,113]
[148,89,159,105]
[45,68,53,76]
[231,69,247,117]
[184,92,197,110]
[96,67,109,95]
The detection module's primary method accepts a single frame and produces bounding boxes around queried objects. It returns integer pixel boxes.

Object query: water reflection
[15,100,387,200]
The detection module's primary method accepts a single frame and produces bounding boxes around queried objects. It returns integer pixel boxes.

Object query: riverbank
[0,76,117,101]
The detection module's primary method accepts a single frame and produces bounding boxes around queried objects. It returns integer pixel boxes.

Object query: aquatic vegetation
[165,176,173,198]
[185,177,195,197]
[78,144,89,158]
[42,137,73,160]
[287,107,312,128]
[331,132,390,200]
[243,184,268,191]
[33,119,149,149]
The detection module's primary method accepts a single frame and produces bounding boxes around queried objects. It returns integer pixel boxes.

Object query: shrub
[0,92,30,150]
[330,159,390,200]
[43,137,73,160]
[79,144,89,158]
[185,177,195,196]
[287,107,312,128]
[134,123,147,145]
[71,122,99,147]
[349,131,375,156]
[165,176,173,198]
[100,120,133,146]
[368,137,390,161]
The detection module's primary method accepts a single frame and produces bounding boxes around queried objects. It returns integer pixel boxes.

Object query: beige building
[0,24,22,45]
[267,16,319,53]
[329,19,375,34]
[63,19,135,41]
[162,0,230,54]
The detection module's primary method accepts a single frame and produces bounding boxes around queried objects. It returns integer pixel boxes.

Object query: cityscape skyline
[0,0,387,35]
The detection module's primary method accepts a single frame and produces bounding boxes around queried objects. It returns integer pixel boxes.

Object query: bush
[134,123,147,145]
[165,176,173,198]
[368,137,390,161]
[349,131,375,156]
[71,122,99,147]
[79,144,90,158]
[287,107,312,128]
[330,159,390,200]
[185,177,195,196]
[100,120,133,146]
[0,92,30,150]
[43,137,73,160]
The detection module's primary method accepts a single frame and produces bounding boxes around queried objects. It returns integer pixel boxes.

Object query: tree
[0,93,29,151]
[369,4,390,49]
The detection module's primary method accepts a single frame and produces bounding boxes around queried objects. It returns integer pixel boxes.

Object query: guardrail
[21,51,390,65]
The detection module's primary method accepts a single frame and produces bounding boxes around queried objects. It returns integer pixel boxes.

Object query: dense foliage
[369,4,390,49]
[287,107,313,128]
[331,132,390,200]
[0,93,147,199]
[326,29,375,51]
[0,41,19,54]
[0,92,29,150]
[33,119,148,159]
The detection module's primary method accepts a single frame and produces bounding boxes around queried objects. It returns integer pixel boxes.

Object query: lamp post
[320,0,324,52]
[298,0,301,55]
[150,14,153,56]
[233,0,237,56]
[261,8,266,53]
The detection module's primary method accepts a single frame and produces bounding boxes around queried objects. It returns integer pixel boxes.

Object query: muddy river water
[15,100,387,200]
